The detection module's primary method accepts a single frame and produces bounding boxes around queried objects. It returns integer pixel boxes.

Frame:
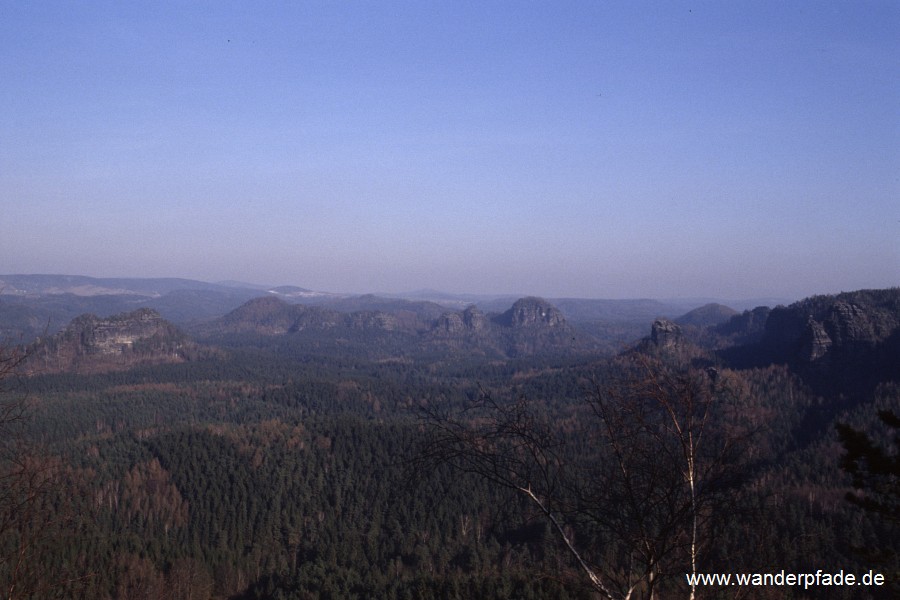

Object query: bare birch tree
[416,353,753,599]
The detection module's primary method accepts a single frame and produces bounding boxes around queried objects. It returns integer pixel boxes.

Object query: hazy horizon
[2,2,897,300]
[0,270,816,308]
[0,268,883,304]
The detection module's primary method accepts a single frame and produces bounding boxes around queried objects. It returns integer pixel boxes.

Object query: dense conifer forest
[0,288,897,599]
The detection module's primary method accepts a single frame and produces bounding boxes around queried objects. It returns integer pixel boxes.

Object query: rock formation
[496,297,567,328]
[717,288,900,398]
[650,318,682,349]
[28,308,195,374]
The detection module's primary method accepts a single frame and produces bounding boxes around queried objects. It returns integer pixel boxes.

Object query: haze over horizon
[2,2,897,301]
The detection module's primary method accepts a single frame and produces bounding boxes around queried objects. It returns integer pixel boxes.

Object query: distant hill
[199,295,595,359]
[204,296,344,336]
[320,294,450,322]
[27,287,894,383]
[266,286,343,302]
[388,291,721,320]
[675,303,738,328]
[712,306,771,344]
[550,298,687,323]
[0,275,321,342]
[0,274,225,297]
[426,296,593,357]
[0,274,803,354]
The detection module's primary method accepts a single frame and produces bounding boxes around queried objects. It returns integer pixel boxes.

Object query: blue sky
[1,1,897,300]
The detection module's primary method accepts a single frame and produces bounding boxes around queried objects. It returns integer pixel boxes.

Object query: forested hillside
[0,288,897,599]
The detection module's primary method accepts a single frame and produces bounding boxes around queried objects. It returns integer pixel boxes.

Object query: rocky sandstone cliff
[762,291,899,367]
[28,308,195,374]
[715,289,900,397]
[650,318,682,350]
[206,295,589,358]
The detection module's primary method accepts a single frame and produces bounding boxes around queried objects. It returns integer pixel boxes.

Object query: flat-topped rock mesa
[27,308,196,374]
[493,297,567,328]
[492,297,584,357]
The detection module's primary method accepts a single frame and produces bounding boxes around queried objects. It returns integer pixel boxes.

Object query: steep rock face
[433,306,489,337]
[426,299,587,357]
[824,300,880,346]
[74,308,173,354]
[761,290,900,366]
[799,317,832,362]
[496,298,580,357]
[426,305,502,355]
[650,319,682,349]
[28,308,194,374]
[461,306,488,332]
[495,297,566,328]
[433,312,467,335]
[722,288,900,397]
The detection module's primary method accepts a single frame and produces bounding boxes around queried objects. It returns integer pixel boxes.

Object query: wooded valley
[0,284,897,599]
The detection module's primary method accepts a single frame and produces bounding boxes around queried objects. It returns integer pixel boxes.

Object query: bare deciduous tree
[0,344,92,599]
[416,353,754,599]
